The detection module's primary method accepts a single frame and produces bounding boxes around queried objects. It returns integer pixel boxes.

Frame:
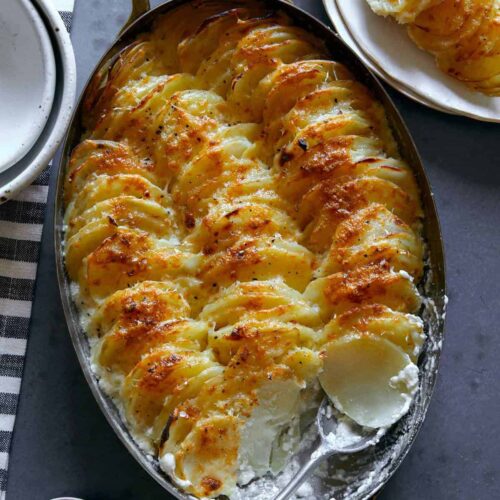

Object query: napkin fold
[0,1,74,498]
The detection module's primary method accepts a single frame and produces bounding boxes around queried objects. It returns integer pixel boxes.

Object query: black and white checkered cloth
[0,1,74,497]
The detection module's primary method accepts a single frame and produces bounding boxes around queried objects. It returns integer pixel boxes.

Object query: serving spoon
[274,398,385,500]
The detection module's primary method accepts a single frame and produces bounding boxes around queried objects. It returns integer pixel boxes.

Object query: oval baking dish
[54,1,446,499]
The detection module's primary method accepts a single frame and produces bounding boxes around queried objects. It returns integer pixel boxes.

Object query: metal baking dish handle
[119,0,151,36]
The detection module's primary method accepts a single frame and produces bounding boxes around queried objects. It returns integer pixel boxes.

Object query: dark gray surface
[6,1,500,499]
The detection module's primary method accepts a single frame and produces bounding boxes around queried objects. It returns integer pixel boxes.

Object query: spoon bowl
[275,398,384,500]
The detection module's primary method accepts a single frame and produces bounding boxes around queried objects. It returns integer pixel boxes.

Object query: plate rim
[0,0,56,172]
[0,0,77,202]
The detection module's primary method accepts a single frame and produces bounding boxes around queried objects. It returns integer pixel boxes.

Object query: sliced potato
[304,264,422,320]
[299,176,420,252]
[160,414,240,498]
[151,89,228,177]
[122,349,219,433]
[96,319,209,376]
[65,174,169,224]
[275,135,384,202]
[261,60,352,132]
[225,22,322,116]
[197,236,315,293]
[93,73,199,146]
[200,279,321,328]
[322,203,424,279]
[323,304,425,361]
[89,280,190,338]
[76,228,200,302]
[276,111,379,164]
[187,202,298,253]
[160,365,302,497]
[408,0,490,53]
[237,378,302,478]
[64,140,159,204]
[367,0,444,24]
[271,81,397,158]
[319,334,419,428]
[209,320,321,381]
[172,126,266,217]
[66,196,173,240]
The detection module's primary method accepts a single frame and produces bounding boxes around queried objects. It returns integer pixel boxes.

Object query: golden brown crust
[64,4,425,498]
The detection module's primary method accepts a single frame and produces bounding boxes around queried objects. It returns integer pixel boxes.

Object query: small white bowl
[0,0,56,172]
[0,0,76,203]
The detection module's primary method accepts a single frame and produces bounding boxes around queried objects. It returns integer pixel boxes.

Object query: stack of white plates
[323,0,500,123]
[0,0,76,202]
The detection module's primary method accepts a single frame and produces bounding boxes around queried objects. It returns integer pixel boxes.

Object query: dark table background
[6,1,500,499]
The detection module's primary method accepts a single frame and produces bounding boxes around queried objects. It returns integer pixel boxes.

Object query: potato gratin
[64,3,426,498]
[367,0,500,95]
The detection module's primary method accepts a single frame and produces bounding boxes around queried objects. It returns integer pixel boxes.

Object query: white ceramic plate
[0,0,76,202]
[323,0,500,122]
[0,0,56,172]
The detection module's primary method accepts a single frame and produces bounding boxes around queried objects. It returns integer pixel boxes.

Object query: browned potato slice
[66,196,173,240]
[83,41,165,129]
[76,228,200,301]
[64,140,160,204]
[197,236,315,294]
[178,9,243,73]
[209,320,321,382]
[299,176,420,252]
[187,202,298,254]
[322,203,424,279]
[367,0,445,24]
[304,263,422,320]
[151,89,229,178]
[172,124,266,217]
[276,110,378,164]
[200,279,321,328]
[92,74,200,161]
[268,81,397,158]
[408,0,490,53]
[436,4,500,90]
[160,365,302,497]
[97,319,209,379]
[262,61,352,131]
[65,174,169,224]
[223,22,323,115]
[323,304,425,361]
[193,15,285,96]
[344,156,421,202]
[160,414,240,498]
[89,280,190,338]
[275,135,384,201]
[122,348,220,433]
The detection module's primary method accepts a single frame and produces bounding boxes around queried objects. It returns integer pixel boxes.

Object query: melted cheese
[64,3,426,498]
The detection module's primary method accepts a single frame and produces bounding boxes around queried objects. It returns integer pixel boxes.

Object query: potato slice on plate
[408,0,490,53]
[366,0,443,24]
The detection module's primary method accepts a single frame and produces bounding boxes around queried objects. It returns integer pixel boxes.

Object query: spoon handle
[274,444,332,500]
